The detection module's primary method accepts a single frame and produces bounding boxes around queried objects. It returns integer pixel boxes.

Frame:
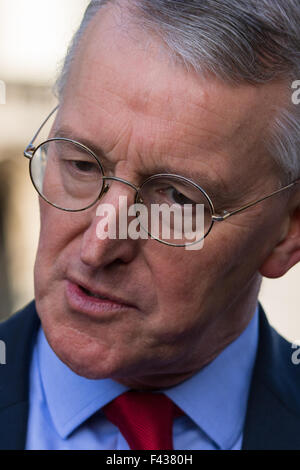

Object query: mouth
[65,279,136,316]
[80,285,118,301]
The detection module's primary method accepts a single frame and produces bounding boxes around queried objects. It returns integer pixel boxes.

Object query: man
[1,0,300,450]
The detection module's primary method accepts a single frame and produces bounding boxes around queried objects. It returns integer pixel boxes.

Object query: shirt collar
[37,330,129,438]
[37,307,258,446]
[164,308,259,449]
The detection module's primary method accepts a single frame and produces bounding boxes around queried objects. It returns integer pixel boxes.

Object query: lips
[65,279,136,316]
[80,285,117,301]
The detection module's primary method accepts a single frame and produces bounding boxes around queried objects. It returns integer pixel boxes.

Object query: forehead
[62,4,286,179]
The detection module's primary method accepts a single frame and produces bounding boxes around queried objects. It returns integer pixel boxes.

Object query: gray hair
[55,0,300,182]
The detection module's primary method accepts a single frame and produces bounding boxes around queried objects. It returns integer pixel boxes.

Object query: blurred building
[0,0,299,342]
[0,0,89,319]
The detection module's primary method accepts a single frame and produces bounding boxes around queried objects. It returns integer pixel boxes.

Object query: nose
[80,178,141,268]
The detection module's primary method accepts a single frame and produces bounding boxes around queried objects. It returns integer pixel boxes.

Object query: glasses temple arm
[213,178,300,222]
[24,105,59,159]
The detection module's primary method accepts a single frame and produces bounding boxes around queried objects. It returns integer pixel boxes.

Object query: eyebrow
[53,126,109,162]
[149,164,226,198]
[53,126,226,197]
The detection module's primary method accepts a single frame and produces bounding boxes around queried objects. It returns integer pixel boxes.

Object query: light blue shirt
[25,308,259,450]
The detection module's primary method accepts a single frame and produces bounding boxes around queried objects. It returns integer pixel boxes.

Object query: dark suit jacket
[1,301,300,450]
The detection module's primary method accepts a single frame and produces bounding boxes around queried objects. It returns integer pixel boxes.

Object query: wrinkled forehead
[61,3,287,169]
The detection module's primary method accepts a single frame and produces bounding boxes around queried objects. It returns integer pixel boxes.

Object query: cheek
[35,202,87,284]
[144,243,219,317]
[38,201,87,254]
[145,223,258,322]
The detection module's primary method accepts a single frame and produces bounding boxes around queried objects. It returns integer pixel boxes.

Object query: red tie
[102,391,183,450]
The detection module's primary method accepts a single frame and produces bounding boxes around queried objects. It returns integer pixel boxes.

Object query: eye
[71,160,99,173]
[162,186,197,206]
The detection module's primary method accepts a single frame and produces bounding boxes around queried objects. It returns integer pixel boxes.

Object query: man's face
[34,6,288,388]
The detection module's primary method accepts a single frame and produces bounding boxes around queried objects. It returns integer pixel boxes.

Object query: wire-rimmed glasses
[24,106,300,247]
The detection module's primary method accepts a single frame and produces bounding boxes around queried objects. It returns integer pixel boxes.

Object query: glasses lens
[138,175,213,246]
[30,139,104,211]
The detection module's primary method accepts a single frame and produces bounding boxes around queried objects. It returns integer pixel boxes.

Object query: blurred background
[0,0,299,342]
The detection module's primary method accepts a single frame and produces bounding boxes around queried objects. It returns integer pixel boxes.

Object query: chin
[60,355,114,380]
[43,324,133,380]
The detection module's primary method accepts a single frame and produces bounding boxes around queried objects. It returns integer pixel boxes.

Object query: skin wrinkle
[75,81,230,144]
[102,111,263,208]
[54,121,227,191]
[56,100,234,205]
[63,70,282,200]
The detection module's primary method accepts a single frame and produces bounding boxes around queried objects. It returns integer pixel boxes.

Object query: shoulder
[256,307,300,405]
[243,305,300,449]
[0,301,40,402]
[0,302,40,450]
[0,302,40,361]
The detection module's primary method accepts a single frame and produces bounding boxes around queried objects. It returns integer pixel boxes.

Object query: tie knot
[103,391,183,450]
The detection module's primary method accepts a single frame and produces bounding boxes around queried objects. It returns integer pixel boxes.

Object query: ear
[259,206,300,278]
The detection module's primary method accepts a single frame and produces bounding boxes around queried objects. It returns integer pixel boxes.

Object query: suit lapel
[242,306,300,449]
[0,302,40,450]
